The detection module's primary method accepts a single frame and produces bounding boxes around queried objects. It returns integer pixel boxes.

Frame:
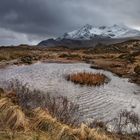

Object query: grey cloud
[0,0,140,45]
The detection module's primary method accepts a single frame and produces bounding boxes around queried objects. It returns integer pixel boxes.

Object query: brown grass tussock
[66,72,108,86]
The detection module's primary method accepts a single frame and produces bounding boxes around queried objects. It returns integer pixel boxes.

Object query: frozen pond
[0,62,140,122]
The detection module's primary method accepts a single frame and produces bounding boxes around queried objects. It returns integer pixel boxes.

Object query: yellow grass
[32,108,112,140]
[66,72,107,86]
[33,107,57,131]
[0,98,29,131]
[4,106,29,130]
[0,98,13,111]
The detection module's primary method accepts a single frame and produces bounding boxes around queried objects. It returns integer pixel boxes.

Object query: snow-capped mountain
[59,24,140,40]
[38,24,140,47]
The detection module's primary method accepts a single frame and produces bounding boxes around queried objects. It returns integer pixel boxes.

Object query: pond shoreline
[0,58,139,86]
[91,60,140,85]
[0,62,139,124]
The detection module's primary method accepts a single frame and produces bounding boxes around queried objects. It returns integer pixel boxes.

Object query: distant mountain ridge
[38,24,140,47]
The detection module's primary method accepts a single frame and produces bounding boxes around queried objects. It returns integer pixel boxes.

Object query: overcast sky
[0,0,140,46]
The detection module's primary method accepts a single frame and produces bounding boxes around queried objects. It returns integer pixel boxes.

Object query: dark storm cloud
[0,0,140,45]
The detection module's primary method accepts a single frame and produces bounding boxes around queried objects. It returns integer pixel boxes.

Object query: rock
[20,56,33,64]
[134,65,140,74]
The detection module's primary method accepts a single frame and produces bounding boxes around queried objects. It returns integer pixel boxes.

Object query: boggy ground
[0,40,140,85]
[89,40,140,84]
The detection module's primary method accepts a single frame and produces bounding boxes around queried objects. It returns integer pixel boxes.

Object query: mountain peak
[59,24,140,40]
[82,24,93,30]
